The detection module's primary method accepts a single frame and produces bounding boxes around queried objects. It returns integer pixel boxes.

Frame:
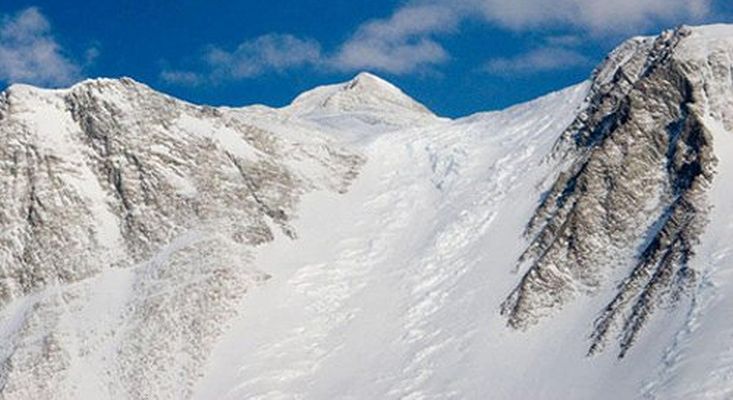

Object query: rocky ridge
[0,78,362,399]
[501,25,733,357]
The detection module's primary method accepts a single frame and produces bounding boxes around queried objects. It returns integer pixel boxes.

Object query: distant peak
[343,72,395,91]
[2,77,154,103]
[69,76,153,92]
[353,71,381,80]
[286,72,435,119]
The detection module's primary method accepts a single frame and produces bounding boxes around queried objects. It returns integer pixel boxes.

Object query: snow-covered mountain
[1,24,733,399]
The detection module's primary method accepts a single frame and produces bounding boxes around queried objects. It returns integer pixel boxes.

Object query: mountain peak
[71,76,148,90]
[592,24,733,89]
[2,77,158,107]
[342,72,400,93]
[285,72,435,120]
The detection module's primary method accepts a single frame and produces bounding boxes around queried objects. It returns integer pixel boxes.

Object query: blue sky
[1,1,731,117]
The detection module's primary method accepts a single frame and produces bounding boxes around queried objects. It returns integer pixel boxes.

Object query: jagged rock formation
[0,78,362,399]
[501,26,732,357]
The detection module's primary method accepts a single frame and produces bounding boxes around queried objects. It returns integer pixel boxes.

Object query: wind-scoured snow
[1,24,733,400]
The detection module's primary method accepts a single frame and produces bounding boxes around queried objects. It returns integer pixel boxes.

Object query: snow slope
[2,24,733,400]
[194,82,595,399]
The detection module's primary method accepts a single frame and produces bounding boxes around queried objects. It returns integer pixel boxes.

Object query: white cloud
[330,4,459,73]
[544,35,584,47]
[331,37,449,74]
[206,33,321,79]
[162,0,714,82]
[84,45,101,66]
[0,7,81,86]
[162,33,322,85]
[474,0,712,32]
[160,70,204,86]
[484,47,590,76]
[328,0,711,75]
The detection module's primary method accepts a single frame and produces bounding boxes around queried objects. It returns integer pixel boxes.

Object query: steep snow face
[193,82,593,400]
[0,78,362,399]
[2,24,733,400]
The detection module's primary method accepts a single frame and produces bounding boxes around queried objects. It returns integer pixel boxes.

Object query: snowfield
[2,24,733,400]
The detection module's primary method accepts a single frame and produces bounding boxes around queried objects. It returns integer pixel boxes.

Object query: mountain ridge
[1,23,733,400]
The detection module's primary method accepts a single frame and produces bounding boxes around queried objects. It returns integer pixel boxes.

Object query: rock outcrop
[0,78,362,399]
[501,26,733,357]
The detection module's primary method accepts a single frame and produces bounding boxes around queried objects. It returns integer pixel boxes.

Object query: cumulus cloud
[544,35,584,47]
[0,7,81,86]
[162,0,713,82]
[484,47,591,76]
[330,37,448,74]
[328,0,711,74]
[162,34,322,85]
[160,70,204,86]
[329,4,458,73]
[206,34,321,79]
[474,0,711,32]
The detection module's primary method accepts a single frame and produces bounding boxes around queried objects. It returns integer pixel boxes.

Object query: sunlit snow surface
[194,82,598,399]
[2,25,733,400]
[198,74,733,398]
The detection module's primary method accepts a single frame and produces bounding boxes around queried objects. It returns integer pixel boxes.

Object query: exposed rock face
[0,78,362,399]
[501,26,731,357]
